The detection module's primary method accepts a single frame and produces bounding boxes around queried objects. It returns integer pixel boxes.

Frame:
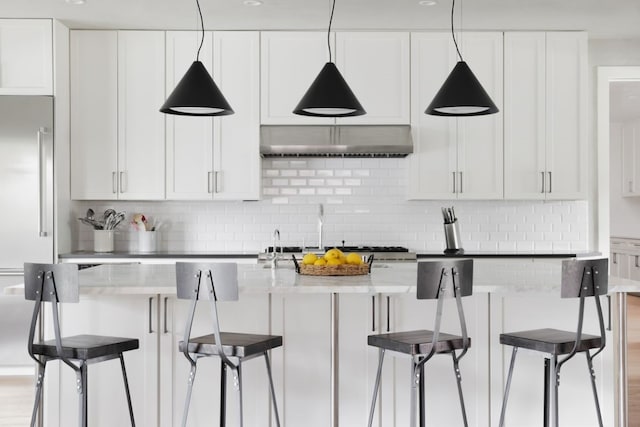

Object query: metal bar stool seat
[176,262,282,427]
[367,259,474,427]
[498,258,608,427]
[24,263,138,427]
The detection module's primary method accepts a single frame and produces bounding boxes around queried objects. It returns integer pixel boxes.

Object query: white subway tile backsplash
[72,160,589,253]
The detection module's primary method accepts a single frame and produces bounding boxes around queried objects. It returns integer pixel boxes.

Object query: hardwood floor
[0,376,33,426]
[628,295,640,424]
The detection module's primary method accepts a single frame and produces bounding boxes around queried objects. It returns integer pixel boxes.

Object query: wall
[71,157,589,253]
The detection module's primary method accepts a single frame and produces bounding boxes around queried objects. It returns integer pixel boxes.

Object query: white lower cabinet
[160,293,273,427]
[46,295,158,427]
[489,293,614,427]
[385,292,491,426]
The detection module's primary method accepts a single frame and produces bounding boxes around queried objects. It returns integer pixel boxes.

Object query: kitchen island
[8,258,626,427]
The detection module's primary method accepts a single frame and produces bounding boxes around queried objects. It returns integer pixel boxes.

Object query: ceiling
[2,0,640,39]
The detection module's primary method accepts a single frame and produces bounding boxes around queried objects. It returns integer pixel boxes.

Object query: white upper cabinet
[165,31,260,201]
[261,32,335,124]
[117,31,166,200]
[165,31,215,200]
[70,31,119,200]
[212,31,261,200]
[0,19,52,95]
[621,121,640,197]
[335,32,410,124]
[408,32,503,200]
[504,32,587,200]
[71,30,165,200]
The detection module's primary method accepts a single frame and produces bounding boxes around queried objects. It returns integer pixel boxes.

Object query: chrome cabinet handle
[459,172,463,194]
[37,128,48,237]
[541,172,546,194]
[207,172,213,194]
[635,255,639,268]
[119,171,126,193]
[452,172,456,193]
[163,297,169,334]
[548,171,552,194]
[214,171,221,193]
[112,172,117,194]
[371,295,376,332]
[613,253,618,264]
[607,295,612,331]
[148,297,154,334]
[386,296,391,332]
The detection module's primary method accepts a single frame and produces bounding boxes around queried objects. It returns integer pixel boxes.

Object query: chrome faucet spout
[318,204,324,250]
[271,229,281,269]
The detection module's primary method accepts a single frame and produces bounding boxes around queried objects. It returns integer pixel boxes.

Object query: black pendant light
[293,0,365,117]
[425,0,498,116]
[160,0,233,116]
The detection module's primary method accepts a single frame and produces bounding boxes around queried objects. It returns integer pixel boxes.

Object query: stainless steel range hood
[260,125,413,158]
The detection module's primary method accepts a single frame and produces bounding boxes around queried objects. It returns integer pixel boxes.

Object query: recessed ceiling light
[243,0,263,6]
[418,0,438,5]
[65,0,86,4]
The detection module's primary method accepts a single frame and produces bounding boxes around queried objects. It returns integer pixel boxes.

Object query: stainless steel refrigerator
[0,95,54,371]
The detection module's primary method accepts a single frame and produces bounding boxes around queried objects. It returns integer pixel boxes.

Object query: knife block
[443,221,464,254]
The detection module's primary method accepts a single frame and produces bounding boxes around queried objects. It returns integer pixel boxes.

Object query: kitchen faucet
[318,204,324,250]
[271,228,281,269]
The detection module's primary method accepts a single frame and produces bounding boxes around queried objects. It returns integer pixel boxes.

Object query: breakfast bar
[7,258,629,427]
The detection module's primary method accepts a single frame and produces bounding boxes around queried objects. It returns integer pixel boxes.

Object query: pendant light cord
[451,0,463,61]
[327,0,336,63]
[195,0,205,62]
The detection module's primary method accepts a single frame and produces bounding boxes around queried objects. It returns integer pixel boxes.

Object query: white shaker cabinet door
[335,32,410,125]
[261,31,335,125]
[70,30,119,200]
[545,32,587,200]
[504,32,547,199]
[165,31,214,200]
[47,296,159,427]
[408,32,458,200]
[117,31,166,200]
[212,31,261,201]
[456,32,504,200]
[0,19,52,95]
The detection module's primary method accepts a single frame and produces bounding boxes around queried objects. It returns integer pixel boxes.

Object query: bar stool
[24,263,138,427]
[175,262,282,427]
[367,259,473,427]
[498,258,608,427]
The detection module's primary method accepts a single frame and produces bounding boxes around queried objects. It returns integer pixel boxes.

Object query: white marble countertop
[7,258,635,296]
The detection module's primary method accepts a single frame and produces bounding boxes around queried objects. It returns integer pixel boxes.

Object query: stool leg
[585,352,604,427]
[263,352,281,427]
[234,363,243,427]
[498,347,518,427]
[181,361,198,427]
[410,358,419,427]
[550,355,559,427]
[119,354,136,427]
[418,360,425,427]
[368,348,385,427]
[451,353,469,427]
[79,362,88,427]
[220,361,227,427]
[30,362,46,427]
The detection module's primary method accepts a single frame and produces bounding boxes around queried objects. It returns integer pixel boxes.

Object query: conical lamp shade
[160,61,234,116]
[293,62,365,117]
[425,61,499,116]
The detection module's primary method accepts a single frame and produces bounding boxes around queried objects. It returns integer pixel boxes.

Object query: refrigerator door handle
[37,127,49,237]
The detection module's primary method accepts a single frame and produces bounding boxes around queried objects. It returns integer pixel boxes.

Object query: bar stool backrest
[24,263,79,303]
[176,262,238,302]
[561,258,608,299]
[417,259,473,300]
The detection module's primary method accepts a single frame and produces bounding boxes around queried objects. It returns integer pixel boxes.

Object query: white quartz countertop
[7,258,637,296]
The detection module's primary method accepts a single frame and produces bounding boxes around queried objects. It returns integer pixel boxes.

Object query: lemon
[324,248,341,261]
[346,253,363,265]
[302,253,318,265]
[313,258,327,266]
[327,258,343,266]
